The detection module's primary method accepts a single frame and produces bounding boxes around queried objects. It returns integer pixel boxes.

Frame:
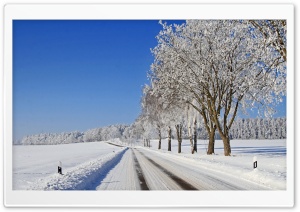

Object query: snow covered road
[13,140,285,190]
[133,148,269,190]
[96,148,141,190]
[95,146,270,190]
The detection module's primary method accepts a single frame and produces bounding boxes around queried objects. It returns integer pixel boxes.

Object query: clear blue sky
[13,20,286,141]
[13,20,185,140]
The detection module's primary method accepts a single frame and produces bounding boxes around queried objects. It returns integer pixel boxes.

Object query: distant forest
[17,117,286,145]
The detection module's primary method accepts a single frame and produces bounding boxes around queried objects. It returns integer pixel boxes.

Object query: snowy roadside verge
[139,146,286,190]
[29,147,128,190]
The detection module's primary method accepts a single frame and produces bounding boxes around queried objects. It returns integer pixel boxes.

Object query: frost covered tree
[83,128,102,142]
[142,83,180,151]
[150,21,218,154]
[141,85,165,149]
[149,20,222,154]
[129,116,147,146]
[160,105,179,152]
[160,115,173,151]
[185,104,202,154]
[175,123,183,153]
[150,20,286,156]
[247,20,286,62]
[100,124,127,141]
[173,107,186,153]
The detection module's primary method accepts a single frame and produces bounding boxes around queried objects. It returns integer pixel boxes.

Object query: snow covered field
[12,139,286,190]
[13,142,125,190]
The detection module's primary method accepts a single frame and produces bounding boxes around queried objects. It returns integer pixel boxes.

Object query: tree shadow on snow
[231,146,286,156]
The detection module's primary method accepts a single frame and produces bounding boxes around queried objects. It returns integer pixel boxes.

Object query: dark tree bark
[187,103,216,155]
[209,92,240,156]
[193,119,197,153]
[168,126,172,151]
[207,128,216,155]
[178,140,182,153]
[158,126,162,150]
[188,126,194,154]
[222,136,231,156]
[175,124,183,153]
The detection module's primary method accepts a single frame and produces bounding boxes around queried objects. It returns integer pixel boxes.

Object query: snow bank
[30,147,128,190]
[13,141,126,190]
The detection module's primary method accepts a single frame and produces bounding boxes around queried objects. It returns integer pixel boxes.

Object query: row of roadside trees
[138,20,286,156]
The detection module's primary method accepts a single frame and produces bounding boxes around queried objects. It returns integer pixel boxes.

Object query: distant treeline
[229,117,286,140]
[18,117,286,145]
[156,117,286,140]
[19,124,128,145]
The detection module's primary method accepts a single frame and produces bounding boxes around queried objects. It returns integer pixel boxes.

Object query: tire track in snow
[139,148,267,190]
[131,149,149,190]
[135,149,197,190]
[96,148,141,190]
[138,148,243,190]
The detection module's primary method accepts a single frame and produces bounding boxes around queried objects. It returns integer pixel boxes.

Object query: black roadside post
[58,161,62,175]
[253,156,257,169]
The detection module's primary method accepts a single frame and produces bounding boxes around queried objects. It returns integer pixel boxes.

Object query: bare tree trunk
[222,136,231,156]
[193,119,197,153]
[186,105,194,154]
[168,126,172,151]
[207,128,216,155]
[158,126,161,150]
[175,124,182,153]
[208,91,239,156]
[216,121,232,156]
[178,139,182,153]
[207,123,217,155]
[216,125,232,156]
[188,126,194,154]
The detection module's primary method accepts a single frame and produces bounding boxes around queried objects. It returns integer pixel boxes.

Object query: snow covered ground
[147,139,286,190]
[12,139,286,190]
[13,142,125,190]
